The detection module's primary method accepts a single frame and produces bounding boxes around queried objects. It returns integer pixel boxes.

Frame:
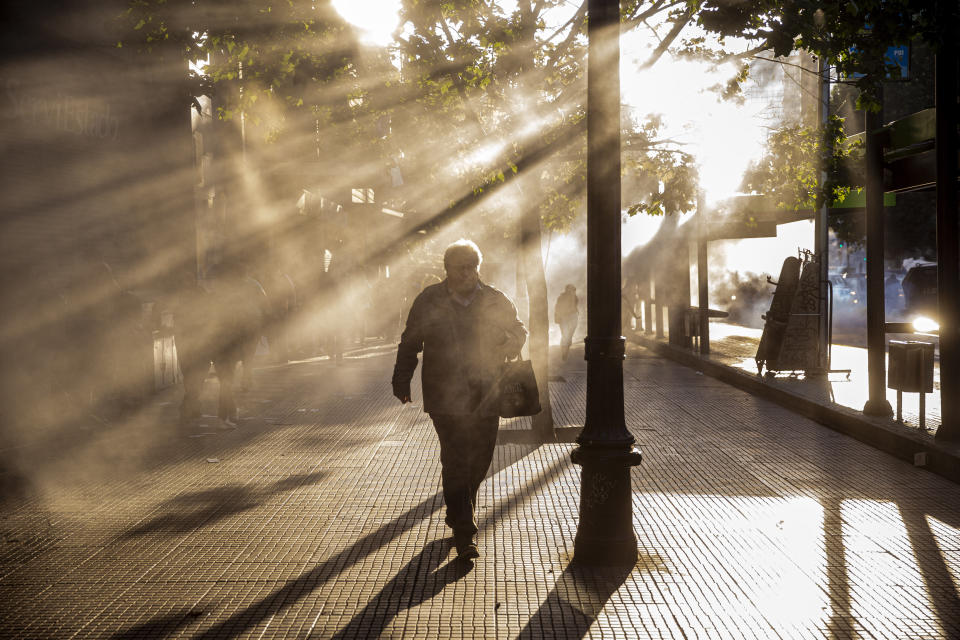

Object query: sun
[331,0,401,47]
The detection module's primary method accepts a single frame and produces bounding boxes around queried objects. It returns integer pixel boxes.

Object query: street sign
[847,45,910,80]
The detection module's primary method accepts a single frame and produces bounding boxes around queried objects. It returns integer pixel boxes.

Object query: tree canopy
[118,0,358,131]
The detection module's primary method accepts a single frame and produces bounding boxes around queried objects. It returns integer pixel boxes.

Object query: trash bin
[153,310,180,390]
[888,340,934,393]
[888,340,935,428]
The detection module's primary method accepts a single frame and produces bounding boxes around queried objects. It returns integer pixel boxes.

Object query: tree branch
[543,2,587,71]
[751,54,821,75]
[623,0,685,31]
[435,17,489,135]
[713,42,772,67]
[634,7,693,71]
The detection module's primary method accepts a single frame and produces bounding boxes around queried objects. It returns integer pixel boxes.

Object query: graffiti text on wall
[5,80,121,141]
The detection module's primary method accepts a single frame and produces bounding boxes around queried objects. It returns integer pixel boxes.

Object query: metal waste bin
[887,340,934,428]
[153,310,180,390]
[888,340,934,393]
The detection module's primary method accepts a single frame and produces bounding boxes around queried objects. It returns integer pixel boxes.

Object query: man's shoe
[454,534,480,560]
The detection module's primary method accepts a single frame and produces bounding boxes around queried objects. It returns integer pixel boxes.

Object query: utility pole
[571,0,643,566]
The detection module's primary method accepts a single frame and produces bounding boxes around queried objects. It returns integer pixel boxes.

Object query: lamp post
[570,0,643,566]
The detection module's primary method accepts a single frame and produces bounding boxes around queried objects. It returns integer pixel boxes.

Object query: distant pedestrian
[391,239,527,561]
[173,265,264,427]
[554,284,579,361]
[885,272,902,312]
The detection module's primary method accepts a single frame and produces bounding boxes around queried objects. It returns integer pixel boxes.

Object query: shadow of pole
[821,494,960,638]
[515,563,633,639]
[897,503,960,636]
[820,494,857,639]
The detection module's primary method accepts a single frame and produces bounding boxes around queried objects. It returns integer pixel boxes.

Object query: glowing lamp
[912,316,939,333]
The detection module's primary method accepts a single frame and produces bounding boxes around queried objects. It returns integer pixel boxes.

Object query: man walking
[554,284,579,361]
[392,239,526,560]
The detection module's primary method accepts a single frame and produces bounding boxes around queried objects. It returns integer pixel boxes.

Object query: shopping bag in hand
[499,358,541,418]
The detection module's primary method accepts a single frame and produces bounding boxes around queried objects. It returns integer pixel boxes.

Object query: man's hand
[392,382,412,404]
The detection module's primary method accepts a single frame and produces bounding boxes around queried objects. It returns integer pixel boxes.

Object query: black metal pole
[815,57,830,372]
[677,244,692,349]
[571,0,642,566]
[655,273,665,338]
[697,190,710,354]
[934,10,959,441]
[863,96,893,417]
[643,277,653,333]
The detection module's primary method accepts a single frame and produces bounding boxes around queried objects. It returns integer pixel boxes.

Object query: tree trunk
[520,205,555,440]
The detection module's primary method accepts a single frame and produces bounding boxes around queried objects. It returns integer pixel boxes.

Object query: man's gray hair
[443,239,483,268]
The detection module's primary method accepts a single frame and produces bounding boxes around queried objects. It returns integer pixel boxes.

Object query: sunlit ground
[700,321,944,432]
[606,492,950,636]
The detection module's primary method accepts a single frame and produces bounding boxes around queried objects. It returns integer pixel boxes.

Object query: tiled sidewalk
[0,343,958,638]
[632,322,960,485]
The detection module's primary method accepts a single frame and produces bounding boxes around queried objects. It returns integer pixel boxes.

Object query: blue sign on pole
[848,45,910,80]
[885,45,910,79]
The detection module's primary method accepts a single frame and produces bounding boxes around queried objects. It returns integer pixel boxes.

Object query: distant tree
[623,114,698,218]
[117,0,358,137]
[116,0,417,297]
[693,0,944,109]
[739,116,857,212]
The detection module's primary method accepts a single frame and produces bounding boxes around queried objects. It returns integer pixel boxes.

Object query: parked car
[901,263,937,318]
[829,275,859,306]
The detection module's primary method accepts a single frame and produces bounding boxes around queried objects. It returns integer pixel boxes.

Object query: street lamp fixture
[571,0,643,567]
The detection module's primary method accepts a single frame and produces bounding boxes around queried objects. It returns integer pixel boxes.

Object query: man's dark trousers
[431,413,499,537]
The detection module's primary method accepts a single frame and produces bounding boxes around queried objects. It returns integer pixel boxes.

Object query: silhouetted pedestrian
[173,265,264,427]
[391,239,526,561]
[554,284,578,361]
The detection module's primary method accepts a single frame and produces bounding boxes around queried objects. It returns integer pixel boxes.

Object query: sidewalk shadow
[329,538,471,639]
[171,495,442,639]
[112,437,556,638]
[820,494,855,638]
[805,425,960,638]
[122,471,328,538]
[625,354,960,637]
[107,610,196,639]
[897,505,960,638]
[325,451,574,638]
[819,492,960,638]
[517,562,634,639]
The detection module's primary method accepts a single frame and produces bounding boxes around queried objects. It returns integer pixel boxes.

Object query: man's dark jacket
[392,281,526,416]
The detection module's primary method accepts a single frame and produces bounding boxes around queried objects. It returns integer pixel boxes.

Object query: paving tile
[0,344,959,638]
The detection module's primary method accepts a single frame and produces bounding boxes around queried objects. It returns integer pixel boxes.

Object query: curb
[632,334,960,485]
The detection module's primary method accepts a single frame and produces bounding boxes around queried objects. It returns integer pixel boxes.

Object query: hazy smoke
[709,270,771,328]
